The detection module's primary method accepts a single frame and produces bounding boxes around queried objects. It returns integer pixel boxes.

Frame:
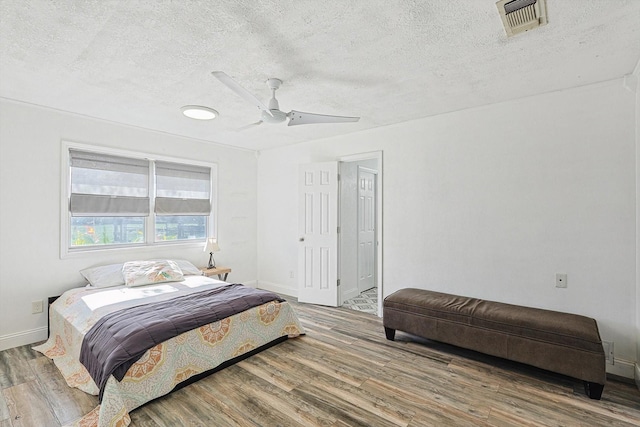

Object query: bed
[33,260,305,427]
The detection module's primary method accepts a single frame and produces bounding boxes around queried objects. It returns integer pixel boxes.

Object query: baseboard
[605,357,636,380]
[242,280,257,288]
[256,281,298,298]
[0,326,48,352]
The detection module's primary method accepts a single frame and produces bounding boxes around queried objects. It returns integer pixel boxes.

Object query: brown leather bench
[383,288,606,399]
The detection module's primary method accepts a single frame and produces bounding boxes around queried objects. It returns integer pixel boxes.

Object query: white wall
[634,61,640,387]
[0,99,257,351]
[257,78,637,378]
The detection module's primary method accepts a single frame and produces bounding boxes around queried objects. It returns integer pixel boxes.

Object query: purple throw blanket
[80,283,284,400]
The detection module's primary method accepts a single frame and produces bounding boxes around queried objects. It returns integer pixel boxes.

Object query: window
[64,144,215,253]
[154,161,211,242]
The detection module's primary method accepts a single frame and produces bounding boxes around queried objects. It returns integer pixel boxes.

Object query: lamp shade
[204,237,220,253]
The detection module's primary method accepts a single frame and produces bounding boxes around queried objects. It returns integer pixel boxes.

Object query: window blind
[155,161,211,215]
[69,149,150,216]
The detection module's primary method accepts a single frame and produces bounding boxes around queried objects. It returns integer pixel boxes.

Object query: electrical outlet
[602,341,614,365]
[31,300,43,314]
[290,271,295,279]
[555,273,567,288]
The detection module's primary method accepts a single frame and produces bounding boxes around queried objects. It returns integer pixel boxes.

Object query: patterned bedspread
[33,276,305,427]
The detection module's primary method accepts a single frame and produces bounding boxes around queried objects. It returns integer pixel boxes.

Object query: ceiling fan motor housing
[261,78,287,123]
[262,109,287,123]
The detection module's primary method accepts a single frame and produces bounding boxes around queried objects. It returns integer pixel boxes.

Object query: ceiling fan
[212,71,360,128]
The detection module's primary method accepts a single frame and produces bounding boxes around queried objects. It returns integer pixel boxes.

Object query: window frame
[60,141,217,258]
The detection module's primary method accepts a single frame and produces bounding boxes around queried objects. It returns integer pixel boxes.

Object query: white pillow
[80,263,125,288]
[174,259,202,275]
[122,260,184,287]
[149,259,202,276]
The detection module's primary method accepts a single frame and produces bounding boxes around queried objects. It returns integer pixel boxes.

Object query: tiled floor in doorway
[342,287,378,315]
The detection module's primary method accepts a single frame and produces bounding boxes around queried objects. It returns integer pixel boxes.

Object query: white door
[358,167,376,293]
[298,162,339,306]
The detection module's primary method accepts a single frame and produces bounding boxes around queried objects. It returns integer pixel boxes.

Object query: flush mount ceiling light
[180,105,218,120]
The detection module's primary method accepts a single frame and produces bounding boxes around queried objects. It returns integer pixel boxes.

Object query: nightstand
[200,266,231,281]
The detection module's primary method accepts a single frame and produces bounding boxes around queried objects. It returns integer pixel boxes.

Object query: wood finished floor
[1,299,640,427]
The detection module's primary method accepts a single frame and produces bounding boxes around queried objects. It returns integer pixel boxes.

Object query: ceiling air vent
[496,0,548,37]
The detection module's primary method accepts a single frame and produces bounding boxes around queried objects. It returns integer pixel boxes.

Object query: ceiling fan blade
[236,121,263,132]
[287,110,360,126]
[211,71,273,117]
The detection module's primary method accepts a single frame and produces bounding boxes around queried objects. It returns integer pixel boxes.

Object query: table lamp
[204,237,220,269]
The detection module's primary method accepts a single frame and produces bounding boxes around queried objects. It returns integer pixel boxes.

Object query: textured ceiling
[1,0,639,151]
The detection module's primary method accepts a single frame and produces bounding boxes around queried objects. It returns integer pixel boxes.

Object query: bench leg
[584,381,604,400]
[384,327,395,341]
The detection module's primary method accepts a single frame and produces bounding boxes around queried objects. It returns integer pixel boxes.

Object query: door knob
[299,237,305,242]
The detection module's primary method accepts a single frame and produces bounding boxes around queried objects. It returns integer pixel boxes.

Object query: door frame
[339,151,383,316]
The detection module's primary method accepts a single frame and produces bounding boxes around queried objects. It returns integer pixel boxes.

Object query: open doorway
[338,152,382,316]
